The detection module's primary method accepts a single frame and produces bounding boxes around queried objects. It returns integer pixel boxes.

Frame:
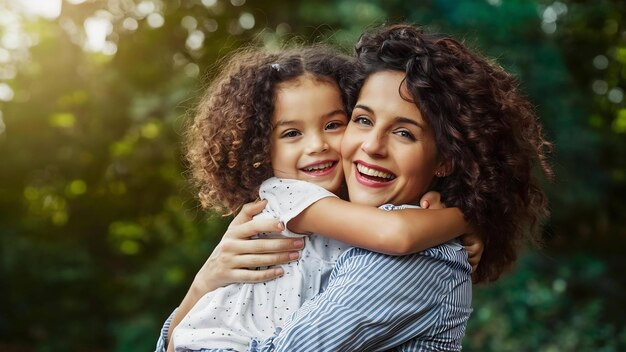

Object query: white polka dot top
[173,178,350,351]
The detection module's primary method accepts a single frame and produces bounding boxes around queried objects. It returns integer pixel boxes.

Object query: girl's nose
[306,133,329,154]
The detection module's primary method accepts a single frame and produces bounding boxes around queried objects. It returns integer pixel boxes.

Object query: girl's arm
[288,197,467,256]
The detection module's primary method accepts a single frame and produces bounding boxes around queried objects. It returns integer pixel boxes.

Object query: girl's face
[270,75,347,194]
[341,70,442,206]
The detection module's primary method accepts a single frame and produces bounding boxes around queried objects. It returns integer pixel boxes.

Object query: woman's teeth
[356,163,395,180]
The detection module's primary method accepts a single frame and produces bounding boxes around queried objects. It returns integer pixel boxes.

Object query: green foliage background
[0,0,624,351]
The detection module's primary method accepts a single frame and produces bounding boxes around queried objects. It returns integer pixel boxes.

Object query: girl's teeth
[304,162,333,171]
[356,164,395,179]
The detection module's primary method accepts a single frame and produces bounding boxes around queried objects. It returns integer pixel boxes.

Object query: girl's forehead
[272,77,345,124]
[276,74,337,90]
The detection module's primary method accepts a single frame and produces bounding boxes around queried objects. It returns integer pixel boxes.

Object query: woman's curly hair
[355,24,554,283]
[185,46,357,215]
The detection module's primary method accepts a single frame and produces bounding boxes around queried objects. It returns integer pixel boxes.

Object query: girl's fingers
[466,243,482,273]
[419,191,444,209]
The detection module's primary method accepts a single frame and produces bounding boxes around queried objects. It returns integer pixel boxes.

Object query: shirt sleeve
[154,309,177,352]
[257,177,337,238]
[247,247,471,352]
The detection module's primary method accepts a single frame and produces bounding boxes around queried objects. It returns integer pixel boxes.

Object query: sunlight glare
[0,83,15,101]
[19,0,62,20]
[84,16,112,52]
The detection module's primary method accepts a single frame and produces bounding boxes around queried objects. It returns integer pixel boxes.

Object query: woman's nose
[361,131,386,157]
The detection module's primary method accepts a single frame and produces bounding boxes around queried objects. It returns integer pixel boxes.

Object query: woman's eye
[352,116,372,126]
[281,130,301,138]
[394,129,416,141]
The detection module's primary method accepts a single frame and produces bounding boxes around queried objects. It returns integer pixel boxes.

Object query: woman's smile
[341,70,442,206]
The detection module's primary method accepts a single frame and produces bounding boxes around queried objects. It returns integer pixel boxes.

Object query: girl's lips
[353,161,396,188]
[300,160,338,177]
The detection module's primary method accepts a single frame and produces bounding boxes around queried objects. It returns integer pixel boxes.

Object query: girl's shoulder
[260,177,336,200]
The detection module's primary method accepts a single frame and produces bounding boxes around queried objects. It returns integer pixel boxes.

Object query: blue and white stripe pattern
[155,309,176,352]
[248,205,473,351]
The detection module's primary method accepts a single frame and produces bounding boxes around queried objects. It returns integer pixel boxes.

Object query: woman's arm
[162,201,304,351]
[288,197,467,255]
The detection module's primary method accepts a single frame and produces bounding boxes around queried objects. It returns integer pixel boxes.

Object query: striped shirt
[156,204,472,352]
[248,239,472,351]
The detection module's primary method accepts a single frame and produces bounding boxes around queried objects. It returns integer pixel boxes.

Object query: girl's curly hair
[185,46,357,215]
[355,24,554,283]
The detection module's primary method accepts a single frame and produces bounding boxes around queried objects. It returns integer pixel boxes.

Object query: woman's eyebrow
[395,116,425,130]
[353,104,373,114]
[355,104,425,129]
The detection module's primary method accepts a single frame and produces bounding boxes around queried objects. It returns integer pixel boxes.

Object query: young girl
[167,46,476,351]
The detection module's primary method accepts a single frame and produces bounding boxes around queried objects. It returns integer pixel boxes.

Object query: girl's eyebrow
[323,109,347,118]
[354,104,424,130]
[273,119,299,128]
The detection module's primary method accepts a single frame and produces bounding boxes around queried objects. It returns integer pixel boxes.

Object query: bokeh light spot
[147,13,164,28]
[122,17,138,31]
[592,80,608,95]
[608,88,624,103]
[0,83,15,101]
[49,112,76,128]
[68,180,87,196]
[592,55,608,70]
[239,12,254,30]
[141,121,160,139]
[612,109,626,133]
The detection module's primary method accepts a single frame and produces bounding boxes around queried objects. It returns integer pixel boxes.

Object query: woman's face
[341,70,441,206]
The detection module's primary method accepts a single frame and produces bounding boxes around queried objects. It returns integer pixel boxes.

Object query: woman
[158,23,552,351]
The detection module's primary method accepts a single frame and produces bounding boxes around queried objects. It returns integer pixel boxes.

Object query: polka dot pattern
[173,178,351,351]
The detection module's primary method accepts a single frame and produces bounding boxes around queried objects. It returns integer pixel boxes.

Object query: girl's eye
[352,116,372,126]
[394,129,416,141]
[325,120,345,130]
[281,130,301,138]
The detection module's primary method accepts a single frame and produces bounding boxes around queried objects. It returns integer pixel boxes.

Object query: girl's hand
[421,191,484,273]
[460,231,483,274]
[191,200,304,296]
[420,191,444,209]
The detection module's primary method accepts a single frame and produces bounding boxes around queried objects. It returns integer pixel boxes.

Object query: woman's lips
[353,161,396,187]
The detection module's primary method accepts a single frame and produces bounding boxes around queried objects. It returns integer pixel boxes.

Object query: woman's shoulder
[337,239,467,273]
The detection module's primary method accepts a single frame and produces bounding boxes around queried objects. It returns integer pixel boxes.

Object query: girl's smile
[270,75,347,194]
